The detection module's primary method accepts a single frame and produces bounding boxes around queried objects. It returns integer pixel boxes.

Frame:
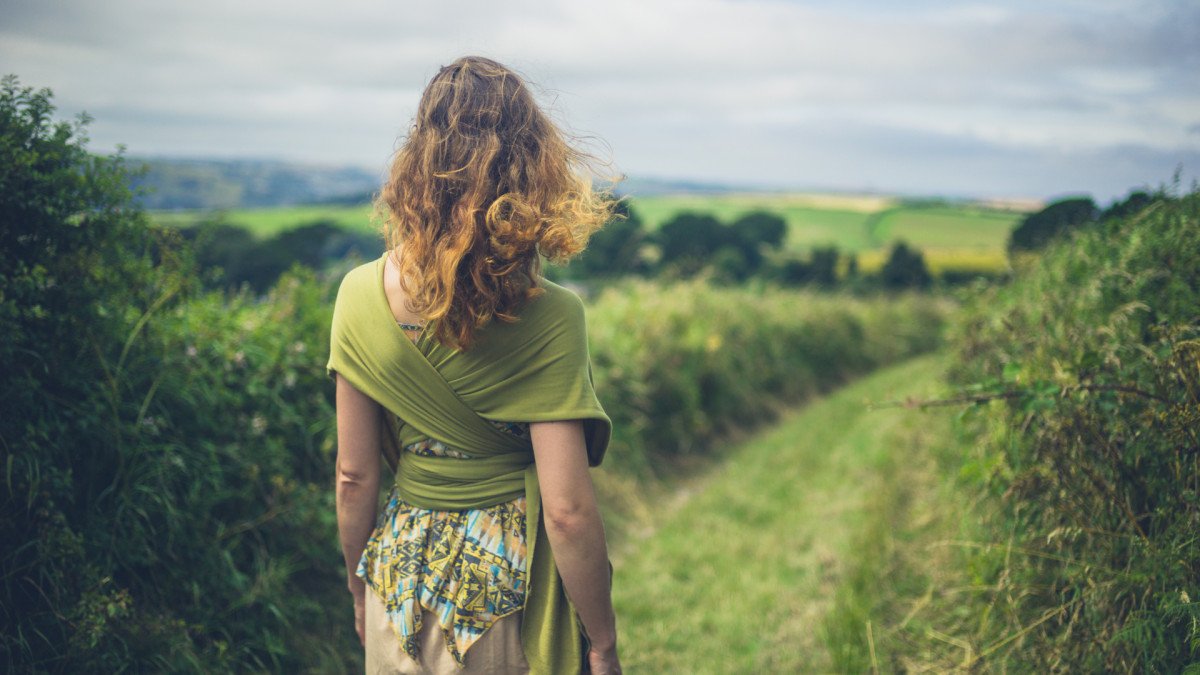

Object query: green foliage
[586,281,953,476]
[778,245,841,287]
[1008,196,1098,252]
[721,211,787,275]
[0,77,355,673]
[1102,189,1155,222]
[655,210,789,280]
[880,240,932,289]
[730,210,787,250]
[937,187,1198,670]
[656,211,728,276]
[181,218,381,292]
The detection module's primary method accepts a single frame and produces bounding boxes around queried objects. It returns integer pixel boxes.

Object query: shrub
[880,240,932,289]
[943,188,1199,670]
[0,76,353,673]
[1008,196,1098,252]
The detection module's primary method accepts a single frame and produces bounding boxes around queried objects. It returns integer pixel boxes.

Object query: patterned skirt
[358,482,530,669]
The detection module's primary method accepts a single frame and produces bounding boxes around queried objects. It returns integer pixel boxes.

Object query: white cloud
[1,0,1195,199]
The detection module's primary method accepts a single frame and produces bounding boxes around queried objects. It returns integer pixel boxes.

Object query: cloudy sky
[3,0,1197,200]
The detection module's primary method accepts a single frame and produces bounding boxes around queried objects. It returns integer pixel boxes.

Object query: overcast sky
[3,0,1197,200]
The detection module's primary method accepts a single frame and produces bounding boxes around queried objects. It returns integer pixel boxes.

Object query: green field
[151,203,377,238]
[870,205,1018,250]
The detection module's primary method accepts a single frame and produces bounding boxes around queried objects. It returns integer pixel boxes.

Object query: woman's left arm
[334,373,383,646]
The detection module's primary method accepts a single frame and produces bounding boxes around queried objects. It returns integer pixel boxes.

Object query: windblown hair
[378,55,616,350]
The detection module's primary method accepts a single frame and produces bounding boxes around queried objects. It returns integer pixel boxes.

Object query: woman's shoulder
[332,255,386,301]
[520,278,587,328]
[534,278,584,309]
[341,255,385,286]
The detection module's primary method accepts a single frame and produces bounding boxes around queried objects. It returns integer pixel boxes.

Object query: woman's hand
[588,645,622,674]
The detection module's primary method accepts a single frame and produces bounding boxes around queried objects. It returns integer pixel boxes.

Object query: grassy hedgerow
[828,186,1200,672]
[944,187,1199,671]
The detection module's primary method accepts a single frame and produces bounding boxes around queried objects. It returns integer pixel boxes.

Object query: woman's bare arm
[530,420,621,673]
[334,374,383,644]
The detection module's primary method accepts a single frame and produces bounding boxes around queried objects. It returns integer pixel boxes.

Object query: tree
[730,211,787,271]
[183,219,377,291]
[777,246,839,287]
[656,211,728,276]
[1008,196,1098,252]
[711,246,751,283]
[1101,190,1155,221]
[809,245,840,287]
[880,240,932,289]
[731,210,787,249]
[573,199,647,277]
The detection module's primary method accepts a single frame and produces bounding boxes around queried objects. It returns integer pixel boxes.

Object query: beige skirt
[364,589,530,674]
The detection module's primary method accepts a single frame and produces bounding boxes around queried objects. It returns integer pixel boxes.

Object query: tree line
[183,202,946,294]
[568,202,940,289]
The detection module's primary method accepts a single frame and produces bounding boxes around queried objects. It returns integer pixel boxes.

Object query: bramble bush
[0,76,352,672]
[881,185,1199,672]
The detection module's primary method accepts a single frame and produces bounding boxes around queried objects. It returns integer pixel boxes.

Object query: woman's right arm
[530,420,622,675]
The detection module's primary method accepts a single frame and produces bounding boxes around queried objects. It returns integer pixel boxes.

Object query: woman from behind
[327,56,622,674]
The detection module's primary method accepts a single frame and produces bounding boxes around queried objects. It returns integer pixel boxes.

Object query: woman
[327,56,622,675]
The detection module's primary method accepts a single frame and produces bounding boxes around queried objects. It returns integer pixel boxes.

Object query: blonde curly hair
[377,55,616,350]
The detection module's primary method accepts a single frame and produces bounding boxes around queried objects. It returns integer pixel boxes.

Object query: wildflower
[186,345,198,358]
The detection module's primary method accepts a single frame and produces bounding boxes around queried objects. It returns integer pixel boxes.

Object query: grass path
[611,351,955,673]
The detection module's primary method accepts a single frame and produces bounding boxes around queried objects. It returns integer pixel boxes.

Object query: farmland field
[869,205,1019,249]
[151,203,377,237]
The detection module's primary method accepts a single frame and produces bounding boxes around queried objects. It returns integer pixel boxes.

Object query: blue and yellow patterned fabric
[357,420,531,665]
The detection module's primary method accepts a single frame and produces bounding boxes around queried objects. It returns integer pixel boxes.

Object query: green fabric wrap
[326,253,611,675]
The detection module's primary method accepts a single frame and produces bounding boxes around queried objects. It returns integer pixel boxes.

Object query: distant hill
[130,157,1040,211]
[130,159,773,210]
[614,176,761,197]
[130,158,380,210]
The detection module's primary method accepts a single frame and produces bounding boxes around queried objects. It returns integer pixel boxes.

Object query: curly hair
[377,55,616,350]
